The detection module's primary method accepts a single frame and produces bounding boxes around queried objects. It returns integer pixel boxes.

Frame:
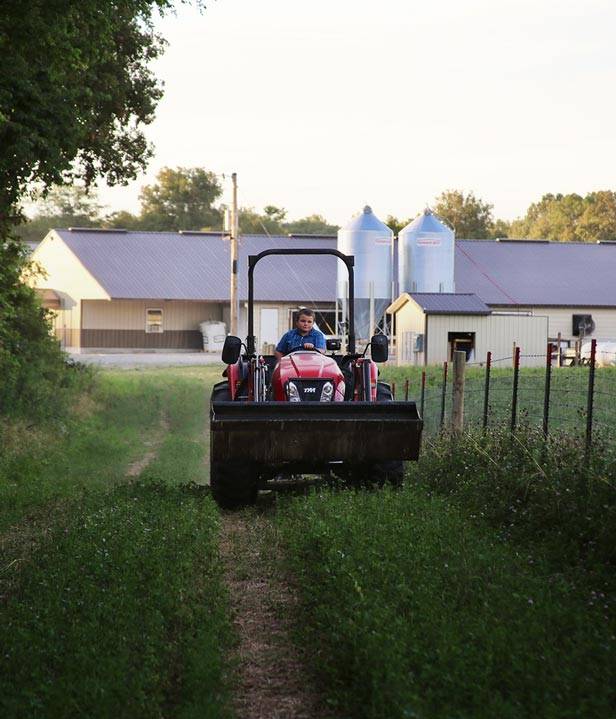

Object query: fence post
[543,342,553,439]
[420,369,426,418]
[451,351,466,434]
[483,350,492,430]
[585,338,597,453]
[439,361,448,430]
[391,381,396,399]
[404,378,409,401]
[511,345,521,432]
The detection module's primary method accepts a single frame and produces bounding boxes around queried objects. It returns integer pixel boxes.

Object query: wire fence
[389,340,616,447]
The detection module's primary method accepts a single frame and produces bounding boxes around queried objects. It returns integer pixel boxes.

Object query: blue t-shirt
[276,327,326,355]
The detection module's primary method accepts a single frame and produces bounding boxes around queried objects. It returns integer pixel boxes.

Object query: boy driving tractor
[274,308,326,360]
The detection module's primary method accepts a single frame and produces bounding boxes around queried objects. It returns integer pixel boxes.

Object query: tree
[489,218,511,239]
[0,1,194,418]
[433,190,494,239]
[239,207,285,235]
[15,185,103,244]
[138,167,223,230]
[104,210,143,230]
[0,1,193,225]
[509,193,585,242]
[385,215,412,235]
[578,191,616,242]
[263,205,287,223]
[284,214,338,235]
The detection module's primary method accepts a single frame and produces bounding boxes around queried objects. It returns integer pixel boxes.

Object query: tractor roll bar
[247,249,355,355]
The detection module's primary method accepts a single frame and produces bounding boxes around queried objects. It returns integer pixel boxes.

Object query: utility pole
[230,172,238,335]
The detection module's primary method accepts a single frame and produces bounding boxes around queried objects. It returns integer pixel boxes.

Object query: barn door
[260,308,279,352]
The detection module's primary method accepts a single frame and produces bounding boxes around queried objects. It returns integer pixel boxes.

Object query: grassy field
[0,366,233,719]
[380,364,616,438]
[2,362,614,718]
[274,481,615,718]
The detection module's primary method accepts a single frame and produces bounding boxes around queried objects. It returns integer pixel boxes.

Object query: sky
[98,0,616,226]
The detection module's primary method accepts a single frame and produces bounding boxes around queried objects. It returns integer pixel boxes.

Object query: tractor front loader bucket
[210,401,423,464]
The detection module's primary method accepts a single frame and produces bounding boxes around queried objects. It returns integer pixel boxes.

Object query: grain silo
[337,206,393,342]
[398,208,455,294]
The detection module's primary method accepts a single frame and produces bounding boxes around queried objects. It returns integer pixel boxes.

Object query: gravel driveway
[70,352,223,368]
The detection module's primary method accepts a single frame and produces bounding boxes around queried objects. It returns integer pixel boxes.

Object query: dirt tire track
[125,409,170,478]
[220,511,337,719]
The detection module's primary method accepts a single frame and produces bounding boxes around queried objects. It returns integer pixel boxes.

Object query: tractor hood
[284,351,341,378]
[270,351,345,401]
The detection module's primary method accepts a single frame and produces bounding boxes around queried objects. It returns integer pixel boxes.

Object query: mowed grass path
[2,364,614,718]
[0,366,233,719]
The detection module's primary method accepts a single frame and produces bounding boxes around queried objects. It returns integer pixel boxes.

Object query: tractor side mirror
[326,338,341,352]
[221,335,242,365]
[370,334,388,363]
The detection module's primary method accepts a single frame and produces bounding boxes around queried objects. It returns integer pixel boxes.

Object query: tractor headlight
[287,381,301,402]
[320,381,334,402]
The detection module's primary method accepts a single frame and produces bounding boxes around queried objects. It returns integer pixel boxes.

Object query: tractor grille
[287,379,329,402]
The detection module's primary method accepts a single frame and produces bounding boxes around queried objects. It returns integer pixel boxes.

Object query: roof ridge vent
[288,233,337,239]
[68,226,127,233]
[178,230,230,236]
[495,238,550,243]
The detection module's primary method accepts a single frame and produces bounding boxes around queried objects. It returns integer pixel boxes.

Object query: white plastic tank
[200,321,226,352]
[337,206,393,342]
[398,208,455,294]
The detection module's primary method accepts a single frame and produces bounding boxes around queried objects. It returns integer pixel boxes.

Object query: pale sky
[98,0,616,226]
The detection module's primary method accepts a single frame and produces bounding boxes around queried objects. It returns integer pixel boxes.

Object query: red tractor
[209,248,423,508]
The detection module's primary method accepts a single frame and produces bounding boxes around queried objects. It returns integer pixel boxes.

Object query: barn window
[145,308,163,333]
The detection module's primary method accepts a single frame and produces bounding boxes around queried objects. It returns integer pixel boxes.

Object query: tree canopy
[509,192,616,242]
[15,185,103,244]
[433,190,498,239]
[136,167,223,230]
[238,208,338,236]
[0,1,193,226]
[0,1,195,419]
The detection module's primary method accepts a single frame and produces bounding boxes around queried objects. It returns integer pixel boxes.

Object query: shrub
[0,235,91,421]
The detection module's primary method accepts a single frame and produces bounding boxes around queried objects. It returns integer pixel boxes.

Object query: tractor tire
[343,383,404,488]
[210,461,259,510]
[210,384,259,509]
[374,383,405,486]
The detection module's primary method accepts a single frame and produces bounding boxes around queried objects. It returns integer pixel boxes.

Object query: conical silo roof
[343,205,391,233]
[401,208,453,236]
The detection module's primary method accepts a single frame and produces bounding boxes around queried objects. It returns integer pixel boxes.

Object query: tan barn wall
[392,300,426,365]
[426,314,548,366]
[501,306,616,343]
[82,300,222,330]
[29,231,109,349]
[81,300,223,349]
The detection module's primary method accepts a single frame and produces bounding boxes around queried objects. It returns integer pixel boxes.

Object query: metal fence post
[543,342,553,439]
[392,381,396,399]
[439,361,448,430]
[420,369,426,418]
[511,345,521,432]
[483,350,492,430]
[586,338,597,453]
[451,351,466,434]
[404,378,409,401]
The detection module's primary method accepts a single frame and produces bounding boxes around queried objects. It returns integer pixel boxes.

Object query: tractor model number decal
[304,387,316,393]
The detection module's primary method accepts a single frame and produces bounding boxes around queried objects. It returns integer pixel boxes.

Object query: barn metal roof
[409,292,491,315]
[54,229,338,302]
[455,239,616,307]
[52,230,616,308]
